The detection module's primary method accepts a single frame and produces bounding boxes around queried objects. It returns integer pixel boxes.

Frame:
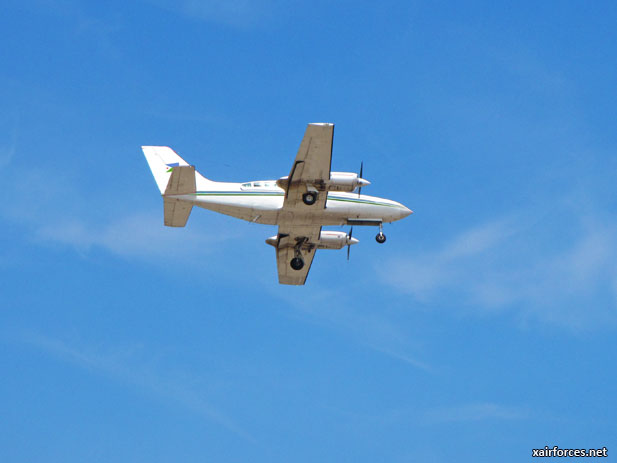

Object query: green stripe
[193,192,283,197]
[192,191,399,208]
[328,197,398,207]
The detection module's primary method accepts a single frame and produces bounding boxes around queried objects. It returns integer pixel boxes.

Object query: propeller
[358,162,364,198]
[347,227,353,261]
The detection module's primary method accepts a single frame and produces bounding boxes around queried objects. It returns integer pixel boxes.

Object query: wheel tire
[375,233,386,244]
[290,257,305,270]
[302,192,317,205]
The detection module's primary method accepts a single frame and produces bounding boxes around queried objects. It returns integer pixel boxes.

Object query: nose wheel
[375,222,386,243]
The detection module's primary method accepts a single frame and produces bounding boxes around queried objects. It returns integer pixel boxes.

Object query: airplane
[142,123,412,285]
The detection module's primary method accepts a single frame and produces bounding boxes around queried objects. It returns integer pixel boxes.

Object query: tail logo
[166,162,179,173]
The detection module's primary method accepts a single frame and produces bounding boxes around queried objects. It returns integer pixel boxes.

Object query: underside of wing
[276,246,316,285]
[274,224,321,285]
[282,123,334,211]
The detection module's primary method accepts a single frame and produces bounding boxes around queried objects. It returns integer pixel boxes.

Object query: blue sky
[2,1,616,461]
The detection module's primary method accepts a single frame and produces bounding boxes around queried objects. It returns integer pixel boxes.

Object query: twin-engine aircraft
[143,123,412,285]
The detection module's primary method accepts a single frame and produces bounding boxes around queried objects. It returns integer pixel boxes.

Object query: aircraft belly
[327,198,398,223]
[274,209,347,227]
[190,192,398,225]
[193,194,281,224]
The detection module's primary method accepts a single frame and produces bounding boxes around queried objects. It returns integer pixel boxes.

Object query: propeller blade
[347,227,353,261]
[358,161,364,197]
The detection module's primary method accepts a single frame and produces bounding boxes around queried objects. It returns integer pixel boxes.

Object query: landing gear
[302,192,317,205]
[375,222,386,243]
[290,257,304,270]
[290,238,309,270]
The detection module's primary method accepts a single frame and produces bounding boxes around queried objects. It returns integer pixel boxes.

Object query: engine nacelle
[317,231,359,249]
[276,172,370,192]
[316,231,351,249]
[265,231,359,250]
[327,172,370,192]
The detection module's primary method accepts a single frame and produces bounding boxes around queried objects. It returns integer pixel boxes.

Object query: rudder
[142,146,190,194]
[142,145,214,195]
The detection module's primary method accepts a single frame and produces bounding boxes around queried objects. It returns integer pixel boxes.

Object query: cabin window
[254,182,262,187]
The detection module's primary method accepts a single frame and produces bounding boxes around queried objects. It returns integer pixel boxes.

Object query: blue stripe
[191,191,398,207]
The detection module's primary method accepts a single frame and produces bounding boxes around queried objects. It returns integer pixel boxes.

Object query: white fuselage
[170,179,412,226]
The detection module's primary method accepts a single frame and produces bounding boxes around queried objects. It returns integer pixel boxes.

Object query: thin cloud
[15,332,256,442]
[383,211,617,331]
[0,141,16,168]
[0,154,239,263]
[386,218,519,301]
[148,0,275,28]
[272,286,433,372]
[424,402,528,423]
[0,117,18,167]
[7,0,122,58]
[34,212,229,261]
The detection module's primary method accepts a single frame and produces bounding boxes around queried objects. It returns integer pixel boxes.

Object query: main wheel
[290,257,305,270]
[375,233,386,244]
[302,192,317,205]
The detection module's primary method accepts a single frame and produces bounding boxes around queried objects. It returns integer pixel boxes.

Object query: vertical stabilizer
[142,146,212,194]
[142,146,190,194]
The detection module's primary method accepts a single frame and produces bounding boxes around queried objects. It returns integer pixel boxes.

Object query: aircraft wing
[275,224,321,285]
[283,123,334,210]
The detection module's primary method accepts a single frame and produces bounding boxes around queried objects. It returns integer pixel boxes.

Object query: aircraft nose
[399,206,413,219]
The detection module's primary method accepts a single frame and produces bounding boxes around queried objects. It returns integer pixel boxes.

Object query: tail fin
[142,146,211,194]
[142,146,189,194]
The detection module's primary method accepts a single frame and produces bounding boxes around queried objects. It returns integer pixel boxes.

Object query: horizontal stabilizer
[165,165,196,195]
[164,198,192,227]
